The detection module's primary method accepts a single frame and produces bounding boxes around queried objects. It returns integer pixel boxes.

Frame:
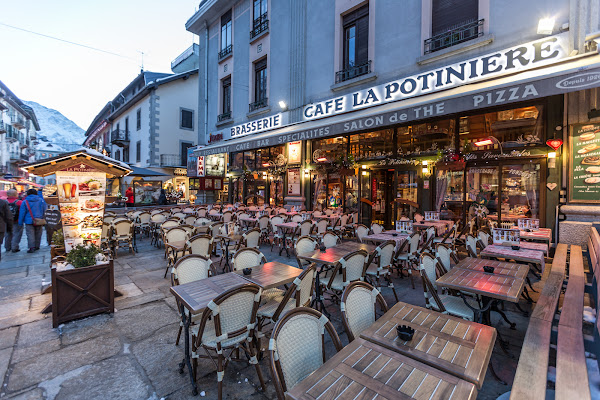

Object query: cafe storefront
[194,32,600,230]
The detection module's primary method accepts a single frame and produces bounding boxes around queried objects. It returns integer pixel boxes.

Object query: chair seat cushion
[257,296,297,320]
[320,270,347,291]
[365,263,390,276]
[191,321,249,349]
[396,253,409,261]
[438,295,474,321]
[261,288,284,305]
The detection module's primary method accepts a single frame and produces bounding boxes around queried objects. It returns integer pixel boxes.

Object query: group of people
[0,188,47,259]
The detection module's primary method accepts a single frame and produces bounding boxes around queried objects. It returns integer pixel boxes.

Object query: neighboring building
[84,64,199,204]
[34,141,67,186]
[0,80,40,191]
[187,0,600,244]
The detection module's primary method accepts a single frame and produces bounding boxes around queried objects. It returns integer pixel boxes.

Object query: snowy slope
[24,101,85,152]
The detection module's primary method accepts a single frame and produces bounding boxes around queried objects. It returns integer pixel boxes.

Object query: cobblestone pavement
[0,231,538,399]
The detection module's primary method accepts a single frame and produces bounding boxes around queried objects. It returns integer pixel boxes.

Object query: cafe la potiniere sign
[303,33,569,121]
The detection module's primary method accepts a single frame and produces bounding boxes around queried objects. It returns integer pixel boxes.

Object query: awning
[128,166,170,177]
[195,53,600,157]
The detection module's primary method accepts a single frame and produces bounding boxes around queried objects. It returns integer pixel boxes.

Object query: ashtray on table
[511,245,521,251]
[391,233,398,237]
[396,325,415,341]
[242,268,252,275]
[483,266,495,274]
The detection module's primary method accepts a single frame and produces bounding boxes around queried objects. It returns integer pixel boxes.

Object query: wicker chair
[341,281,388,342]
[365,240,399,302]
[184,234,213,257]
[435,243,459,274]
[422,226,436,251]
[242,228,261,249]
[256,215,270,244]
[355,224,369,243]
[179,224,195,237]
[477,230,491,249]
[371,223,384,235]
[172,212,187,220]
[257,264,316,331]
[183,215,196,225]
[312,210,322,217]
[137,212,152,236]
[333,214,349,236]
[395,232,421,289]
[164,227,190,277]
[103,215,115,224]
[418,253,474,321]
[270,216,285,251]
[101,222,113,256]
[197,208,207,218]
[324,208,334,216]
[294,236,317,269]
[269,307,343,400]
[112,219,134,257]
[171,206,182,214]
[297,220,313,238]
[222,210,233,223]
[320,250,368,304]
[172,254,215,345]
[191,283,266,399]
[311,219,329,239]
[290,214,302,223]
[231,248,266,271]
[322,231,340,249]
[150,209,163,215]
[466,234,479,257]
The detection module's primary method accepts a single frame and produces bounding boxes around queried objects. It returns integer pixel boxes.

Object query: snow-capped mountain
[24,101,85,152]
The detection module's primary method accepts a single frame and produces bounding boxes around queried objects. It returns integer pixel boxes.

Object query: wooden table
[235,261,302,289]
[481,244,546,273]
[360,301,496,389]
[519,228,552,245]
[364,232,408,249]
[170,272,250,395]
[436,267,525,304]
[455,257,529,279]
[287,338,477,400]
[414,220,454,235]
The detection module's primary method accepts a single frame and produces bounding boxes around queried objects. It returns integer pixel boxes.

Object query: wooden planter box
[50,245,66,260]
[51,260,114,328]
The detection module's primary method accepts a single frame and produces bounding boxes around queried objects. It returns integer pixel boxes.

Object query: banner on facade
[56,165,106,252]
[569,123,600,203]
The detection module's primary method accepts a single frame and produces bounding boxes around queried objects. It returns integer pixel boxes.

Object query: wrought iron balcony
[218,44,232,60]
[12,115,25,129]
[250,13,269,39]
[6,126,18,142]
[160,154,184,167]
[249,98,268,112]
[0,121,6,133]
[9,152,20,161]
[110,129,129,147]
[217,111,232,122]
[335,60,371,84]
[424,19,484,54]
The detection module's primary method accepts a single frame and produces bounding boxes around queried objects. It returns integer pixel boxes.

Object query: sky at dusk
[0,0,199,130]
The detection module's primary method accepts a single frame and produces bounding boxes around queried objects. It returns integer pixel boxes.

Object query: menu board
[570,123,600,203]
[56,166,106,252]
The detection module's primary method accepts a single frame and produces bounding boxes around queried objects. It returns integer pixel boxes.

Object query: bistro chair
[191,283,266,400]
[395,232,421,289]
[322,231,340,249]
[172,212,187,220]
[179,224,195,237]
[433,224,456,246]
[112,219,134,257]
[222,210,233,223]
[354,224,369,243]
[150,213,167,246]
[136,212,152,236]
[324,208,334,216]
[269,307,343,400]
[477,230,491,249]
[371,223,384,235]
[418,252,474,321]
[172,254,215,345]
[270,215,285,251]
[466,234,479,258]
[320,250,369,304]
[150,209,163,215]
[164,227,190,276]
[365,240,399,302]
[435,243,459,274]
[183,234,213,258]
[422,226,436,250]
[341,281,388,342]
[183,207,195,213]
[104,211,117,216]
[183,215,196,225]
[100,222,113,256]
[197,208,208,218]
[103,215,115,224]
[296,220,313,239]
[231,247,266,272]
[257,215,270,244]
[290,214,303,223]
[256,264,316,332]
[171,206,182,213]
[312,210,322,217]
[241,228,261,249]
[294,236,317,269]
[311,219,329,240]
[333,214,349,237]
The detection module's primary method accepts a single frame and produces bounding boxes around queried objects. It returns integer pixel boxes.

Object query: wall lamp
[537,17,555,35]
[473,136,504,154]
[278,101,288,111]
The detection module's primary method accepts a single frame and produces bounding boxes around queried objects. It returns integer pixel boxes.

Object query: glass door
[466,166,499,220]
[372,170,394,228]
[395,170,418,222]
[500,162,542,222]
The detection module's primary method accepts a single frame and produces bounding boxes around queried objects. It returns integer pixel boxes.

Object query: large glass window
[349,129,394,160]
[222,77,231,114]
[501,163,541,221]
[231,152,244,171]
[244,151,256,170]
[396,170,418,220]
[467,167,499,219]
[397,119,455,156]
[345,175,359,213]
[437,169,464,222]
[312,136,347,163]
[254,58,267,103]
[220,10,232,53]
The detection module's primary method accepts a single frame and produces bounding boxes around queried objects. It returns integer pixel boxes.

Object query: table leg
[222,239,231,272]
[310,265,330,317]
[178,310,199,396]
[133,227,138,253]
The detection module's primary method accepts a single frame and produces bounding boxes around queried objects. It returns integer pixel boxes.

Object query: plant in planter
[50,229,66,260]
[66,244,103,268]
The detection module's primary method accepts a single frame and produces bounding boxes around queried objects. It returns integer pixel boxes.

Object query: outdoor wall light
[422,167,428,174]
[278,101,287,110]
[361,164,367,170]
[422,160,428,166]
[548,151,557,168]
[547,152,557,159]
[361,171,367,176]
[537,17,555,35]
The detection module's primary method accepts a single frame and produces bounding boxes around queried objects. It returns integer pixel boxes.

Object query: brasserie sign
[303,33,568,121]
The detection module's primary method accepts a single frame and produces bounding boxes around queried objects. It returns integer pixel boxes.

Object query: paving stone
[53,356,151,400]
[11,339,61,364]
[8,336,121,391]
[0,276,44,303]
[0,327,18,350]
[0,312,48,331]
[114,291,165,310]
[0,301,30,321]
[114,282,143,299]
[4,388,45,400]
[60,314,116,346]
[114,302,178,341]
[0,347,12,386]
[28,294,51,313]
[128,269,169,292]
[17,319,59,348]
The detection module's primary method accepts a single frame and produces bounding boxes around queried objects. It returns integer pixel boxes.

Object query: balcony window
[337,4,369,83]
[250,0,268,39]
[220,10,233,59]
[425,0,481,54]
[219,76,232,121]
[180,109,194,130]
[250,58,267,112]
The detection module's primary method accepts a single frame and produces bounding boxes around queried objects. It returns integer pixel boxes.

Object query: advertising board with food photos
[569,123,600,203]
[56,164,106,252]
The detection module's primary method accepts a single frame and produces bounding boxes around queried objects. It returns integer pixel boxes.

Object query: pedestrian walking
[5,189,23,252]
[0,197,13,261]
[18,189,47,253]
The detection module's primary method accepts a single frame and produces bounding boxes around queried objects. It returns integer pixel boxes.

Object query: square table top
[364,232,409,246]
[490,241,548,256]
[455,257,530,279]
[359,302,496,389]
[519,227,552,240]
[436,267,526,303]
[297,242,377,266]
[480,244,546,270]
[286,337,477,400]
[276,222,299,229]
[235,261,303,290]
[170,272,250,315]
[238,216,258,222]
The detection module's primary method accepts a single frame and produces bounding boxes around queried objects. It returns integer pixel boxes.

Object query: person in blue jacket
[19,189,47,253]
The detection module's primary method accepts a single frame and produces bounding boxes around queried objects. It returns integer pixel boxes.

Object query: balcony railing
[335,60,371,84]
[250,13,269,39]
[12,115,25,129]
[9,152,20,161]
[217,111,232,122]
[160,154,184,167]
[218,44,232,60]
[249,98,268,112]
[0,121,6,133]
[6,126,18,141]
[110,129,129,146]
[424,19,484,54]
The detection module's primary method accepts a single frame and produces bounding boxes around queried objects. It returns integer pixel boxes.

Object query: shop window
[397,119,455,156]
[349,129,394,160]
[460,105,544,150]
[231,152,244,171]
[312,136,347,163]
[244,151,256,170]
[396,170,418,220]
[500,163,541,221]
[436,169,464,221]
[345,175,359,213]
[467,166,499,219]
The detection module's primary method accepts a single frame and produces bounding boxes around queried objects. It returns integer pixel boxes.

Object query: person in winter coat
[5,189,23,252]
[18,189,47,253]
[125,187,134,207]
[0,197,13,261]
[157,189,168,205]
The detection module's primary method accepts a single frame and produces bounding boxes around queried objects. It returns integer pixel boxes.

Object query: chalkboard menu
[45,209,62,227]
[569,123,600,203]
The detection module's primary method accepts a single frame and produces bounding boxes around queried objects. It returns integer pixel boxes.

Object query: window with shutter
[338,4,371,84]
[426,0,482,54]
[136,141,141,163]
[180,109,193,130]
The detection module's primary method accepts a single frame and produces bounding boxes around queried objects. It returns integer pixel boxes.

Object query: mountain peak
[24,101,86,152]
